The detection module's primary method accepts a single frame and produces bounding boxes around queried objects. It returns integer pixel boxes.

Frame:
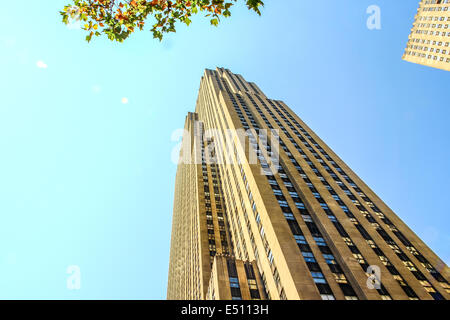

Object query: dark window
[339,283,356,296]
[316,283,333,294]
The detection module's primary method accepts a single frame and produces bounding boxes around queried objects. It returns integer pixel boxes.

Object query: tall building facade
[403,0,450,71]
[167,68,450,300]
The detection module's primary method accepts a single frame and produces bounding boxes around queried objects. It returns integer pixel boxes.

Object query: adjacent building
[167,68,450,300]
[403,0,450,71]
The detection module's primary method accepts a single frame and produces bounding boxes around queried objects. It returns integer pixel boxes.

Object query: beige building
[403,0,450,71]
[206,255,266,300]
[167,68,450,300]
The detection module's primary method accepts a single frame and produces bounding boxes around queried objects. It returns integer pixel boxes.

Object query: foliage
[61,0,264,42]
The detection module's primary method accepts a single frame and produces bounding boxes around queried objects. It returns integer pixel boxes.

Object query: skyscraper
[403,0,450,71]
[167,68,450,300]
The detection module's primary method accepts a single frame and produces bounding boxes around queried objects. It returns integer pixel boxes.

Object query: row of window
[259,98,433,299]
[405,50,450,62]
[247,93,395,300]
[424,0,450,4]
[268,98,448,298]
[219,82,272,298]
[230,89,289,300]
[234,91,359,300]
[245,93,365,300]
[406,43,449,54]
[197,85,232,262]
[208,71,448,300]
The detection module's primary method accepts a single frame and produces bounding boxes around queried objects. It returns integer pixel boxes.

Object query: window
[289,191,298,197]
[314,237,327,246]
[229,277,240,288]
[302,252,316,263]
[248,279,258,290]
[311,272,327,284]
[284,212,295,220]
[295,202,306,209]
[323,254,336,264]
[273,189,283,196]
[268,250,274,264]
[278,200,289,207]
[294,234,307,244]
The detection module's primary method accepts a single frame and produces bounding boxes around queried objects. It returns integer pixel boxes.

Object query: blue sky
[0,1,448,299]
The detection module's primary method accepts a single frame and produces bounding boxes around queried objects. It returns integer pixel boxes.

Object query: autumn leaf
[60,0,264,43]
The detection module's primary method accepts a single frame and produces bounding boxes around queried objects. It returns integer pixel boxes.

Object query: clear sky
[0,0,448,299]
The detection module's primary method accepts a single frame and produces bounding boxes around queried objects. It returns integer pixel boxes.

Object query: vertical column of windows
[249,93,400,299]
[229,91,336,300]
[252,95,421,299]
[244,263,262,300]
[227,259,242,300]
[271,99,447,299]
